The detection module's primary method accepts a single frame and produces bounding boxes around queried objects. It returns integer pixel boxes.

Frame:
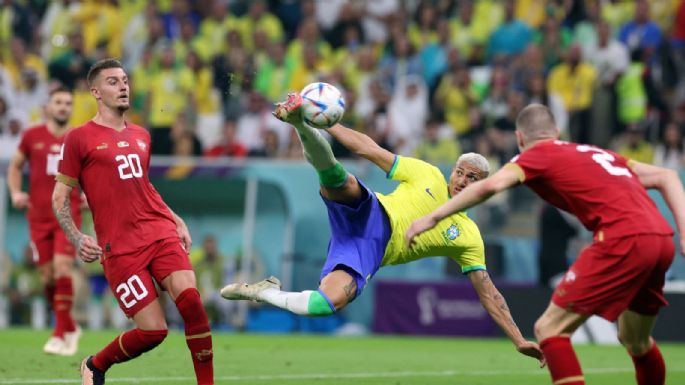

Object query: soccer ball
[300,82,346,129]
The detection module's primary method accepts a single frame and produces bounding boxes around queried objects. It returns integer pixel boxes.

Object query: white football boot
[43,336,67,355]
[63,325,82,356]
[220,276,281,301]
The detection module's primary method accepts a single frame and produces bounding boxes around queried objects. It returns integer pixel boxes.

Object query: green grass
[1,328,684,384]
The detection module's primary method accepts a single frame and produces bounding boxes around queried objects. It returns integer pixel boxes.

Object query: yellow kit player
[221,93,544,365]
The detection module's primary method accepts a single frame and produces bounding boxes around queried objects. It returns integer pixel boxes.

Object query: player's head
[515,103,559,151]
[87,58,129,112]
[449,152,490,196]
[46,86,73,126]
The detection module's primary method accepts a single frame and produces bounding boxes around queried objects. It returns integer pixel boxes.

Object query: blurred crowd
[1,0,685,169]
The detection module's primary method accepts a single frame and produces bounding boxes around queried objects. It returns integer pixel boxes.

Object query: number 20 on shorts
[116,274,149,309]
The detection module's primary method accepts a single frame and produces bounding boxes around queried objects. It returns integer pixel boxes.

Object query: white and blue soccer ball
[300,82,346,129]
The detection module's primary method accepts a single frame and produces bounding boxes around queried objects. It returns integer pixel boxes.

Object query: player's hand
[77,234,102,263]
[176,219,192,253]
[10,191,29,209]
[405,215,438,248]
[516,340,546,368]
[272,93,303,125]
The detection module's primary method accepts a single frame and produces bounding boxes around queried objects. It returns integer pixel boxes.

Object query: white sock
[293,122,337,171]
[258,288,314,316]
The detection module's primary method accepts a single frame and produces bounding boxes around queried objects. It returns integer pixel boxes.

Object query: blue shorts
[320,179,392,298]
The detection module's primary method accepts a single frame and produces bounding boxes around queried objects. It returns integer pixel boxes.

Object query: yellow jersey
[376,156,486,273]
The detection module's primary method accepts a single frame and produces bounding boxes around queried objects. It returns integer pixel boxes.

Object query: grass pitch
[1,328,684,384]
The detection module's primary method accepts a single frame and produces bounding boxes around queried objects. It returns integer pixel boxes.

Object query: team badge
[441,224,460,242]
[96,143,108,150]
[50,144,61,152]
[117,141,129,148]
[136,139,147,151]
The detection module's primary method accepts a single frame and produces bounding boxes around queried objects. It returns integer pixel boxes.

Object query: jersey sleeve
[450,240,486,274]
[17,130,30,157]
[56,129,83,187]
[387,156,442,184]
[510,145,548,182]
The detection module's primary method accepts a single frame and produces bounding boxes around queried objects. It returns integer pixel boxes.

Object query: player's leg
[83,299,169,385]
[52,253,79,354]
[534,302,589,385]
[224,269,353,316]
[161,269,213,385]
[617,310,664,385]
[274,93,363,204]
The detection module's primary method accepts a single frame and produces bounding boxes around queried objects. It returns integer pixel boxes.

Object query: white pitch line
[2,368,684,384]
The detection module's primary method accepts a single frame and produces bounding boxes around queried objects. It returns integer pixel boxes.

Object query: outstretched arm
[326,123,396,173]
[406,164,522,246]
[52,181,101,262]
[629,161,685,252]
[468,270,545,367]
[7,151,29,209]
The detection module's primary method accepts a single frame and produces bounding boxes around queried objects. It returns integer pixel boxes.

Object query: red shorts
[103,237,192,318]
[552,233,674,322]
[29,217,81,266]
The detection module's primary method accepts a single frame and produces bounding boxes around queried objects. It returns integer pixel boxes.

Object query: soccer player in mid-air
[52,59,214,385]
[407,104,685,385]
[7,87,82,356]
[221,93,545,366]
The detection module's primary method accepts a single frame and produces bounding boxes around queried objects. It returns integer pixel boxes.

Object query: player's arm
[468,270,545,367]
[325,123,396,173]
[163,202,192,252]
[406,164,522,246]
[52,180,101,262]
[629,160,685,251]
[7,150,29,209]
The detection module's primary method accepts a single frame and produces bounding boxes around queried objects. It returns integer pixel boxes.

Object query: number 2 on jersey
[576,145,631,177]
[116,154,143,179]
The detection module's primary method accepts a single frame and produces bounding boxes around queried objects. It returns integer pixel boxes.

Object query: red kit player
[7,87,82,356]
[52,59,214,385]
[407,104,685,385]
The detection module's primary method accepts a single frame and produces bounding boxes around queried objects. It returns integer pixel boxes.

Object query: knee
[53,260,72,278]
[534,316,553,341]
[38,267,53,287]
[618,331,651,356]
[176,288,208,322]
[140,328,168,348]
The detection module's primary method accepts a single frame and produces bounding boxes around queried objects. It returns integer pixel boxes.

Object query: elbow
[478,179,500,198]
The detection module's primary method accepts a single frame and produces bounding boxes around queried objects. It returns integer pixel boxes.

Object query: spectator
[547,44,596,144]
[481,67,510,126]
[653,122,685,170]
[407,2,438,51]
[189,235,229,326]
[0,109,26,159]
[326,2,364,50]
[435,65,479,137]
[525,71,568,137]
[4,38,47,94]
[173,17,210,65]
[418,18,450,90]
[616,123,655,164]
[250,130,282,158]
[378,35,422,93]
[533,17,573,71]
[186,51,222,151]
[387,74,428,155]
[39,0,79,60]
[47,30,95,90]
[14,69,48,125]
[255,41,292,103]
[361,0,400,44]
[204,120,248,158]
[487,0,532,60]
[242,0,284,48]
[161,0,200,40]
[618,0,662,66]
[413,117,460,165]
[121,2,160,70]
[170,112,202,157]
[448,0,490,65]
[197,0,240,62]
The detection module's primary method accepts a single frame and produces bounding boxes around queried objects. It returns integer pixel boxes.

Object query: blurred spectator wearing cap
[616,123,655,164]
[548,44,596,144]
[653,122,685,170]
[487,0,532,61]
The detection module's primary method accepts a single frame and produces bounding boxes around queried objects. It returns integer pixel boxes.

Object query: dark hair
[87,58,124,86]
[49,86,71,97]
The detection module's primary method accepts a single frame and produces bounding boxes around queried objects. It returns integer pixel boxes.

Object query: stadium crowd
[2,0,685,328]
[0,0,683,167]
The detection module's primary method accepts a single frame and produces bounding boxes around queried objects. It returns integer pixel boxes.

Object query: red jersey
[57,120,178,257]
[512,140,672,239]
[17,124,80,222]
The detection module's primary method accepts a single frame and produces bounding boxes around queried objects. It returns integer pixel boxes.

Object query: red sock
[176,288,213,385]
[540,336,585,385]
[92,329,167,372]
[631,341,665,385]
[44,284,55,312]
[53,276,76,337]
